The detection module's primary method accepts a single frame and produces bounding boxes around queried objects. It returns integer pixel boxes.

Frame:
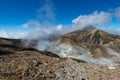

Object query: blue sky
[0,0,120,33]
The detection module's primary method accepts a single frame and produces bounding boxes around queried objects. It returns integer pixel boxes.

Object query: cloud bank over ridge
[72,11,111,27]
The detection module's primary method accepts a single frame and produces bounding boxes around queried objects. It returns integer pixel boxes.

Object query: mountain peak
[82,25,96,32]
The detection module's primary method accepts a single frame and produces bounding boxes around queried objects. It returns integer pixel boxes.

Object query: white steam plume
[22,26,63,50]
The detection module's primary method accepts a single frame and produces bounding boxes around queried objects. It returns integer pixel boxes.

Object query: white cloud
[0,31,10,38]
[23,24,63,40]
[22,0,55,29]
[22,23,29,28]
[22,25,64,50]
[57,24,63,30]
[22,21,41,30]
[38,0,55,21]
[115,7,120,19]
[72,11,111,27]
[0,30,28,39]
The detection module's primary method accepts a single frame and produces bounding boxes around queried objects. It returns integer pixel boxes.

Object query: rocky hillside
[0,44,120,80]
[46,26,120,66]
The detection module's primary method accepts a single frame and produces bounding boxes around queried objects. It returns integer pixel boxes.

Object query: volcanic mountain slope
[0,42,120,80]
[46,26,120,65]
[0,36,120,80]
